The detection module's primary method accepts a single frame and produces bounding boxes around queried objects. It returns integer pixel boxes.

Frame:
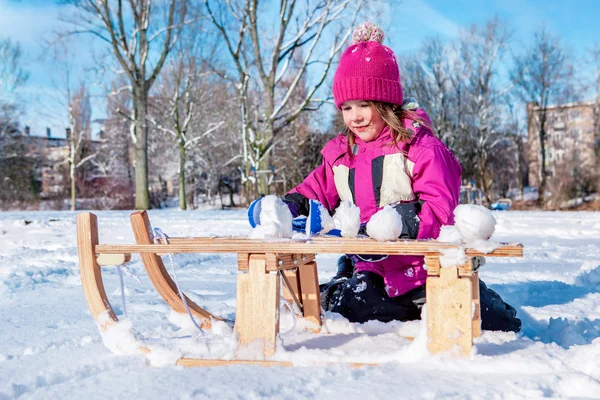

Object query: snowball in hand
[333,201,361,237]
[248,195,293,239]
[453,204,496,241]
[366,205,403,241]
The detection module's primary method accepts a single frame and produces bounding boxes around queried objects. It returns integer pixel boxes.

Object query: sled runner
[77,211,523,366]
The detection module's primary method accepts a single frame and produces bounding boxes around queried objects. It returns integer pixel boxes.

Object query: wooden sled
[77,211,523,367]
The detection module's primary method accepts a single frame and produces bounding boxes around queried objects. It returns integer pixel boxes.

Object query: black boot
[335,255,355,279]
[319,255,355,311]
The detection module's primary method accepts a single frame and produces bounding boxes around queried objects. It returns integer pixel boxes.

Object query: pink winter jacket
[289,109,462,297]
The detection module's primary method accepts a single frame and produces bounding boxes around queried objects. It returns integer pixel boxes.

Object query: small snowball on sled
[76,211,523,367]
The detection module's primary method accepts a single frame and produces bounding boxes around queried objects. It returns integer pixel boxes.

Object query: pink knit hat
[333,22,403,109]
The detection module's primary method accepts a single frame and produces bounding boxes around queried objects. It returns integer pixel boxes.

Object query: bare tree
[401,37,459,150]
[460,17,512,204]
[511,26,573,207]
[589,43,600,192]
[47,40,96,210]
[148,35,223,210]
[204,0,367,196]
[0,37,29,136]
[91,78,136,209]
[62,0,188,209]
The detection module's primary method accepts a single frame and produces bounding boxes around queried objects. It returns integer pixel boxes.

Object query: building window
[568,110,580,120]
[569,129,581,139]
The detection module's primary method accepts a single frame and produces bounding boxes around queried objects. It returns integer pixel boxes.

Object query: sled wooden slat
[237,252,316,271]
[175,358,378,368]
[95,241,523,257]
[178,358,295,367]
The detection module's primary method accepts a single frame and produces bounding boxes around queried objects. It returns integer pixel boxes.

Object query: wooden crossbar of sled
[77,211,523,367]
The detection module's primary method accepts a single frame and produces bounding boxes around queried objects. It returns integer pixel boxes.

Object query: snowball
[437,225,463,244]
[248,195,293,239]
[453,204,496,242]
[333,201,361,237]
[366,205,402,241]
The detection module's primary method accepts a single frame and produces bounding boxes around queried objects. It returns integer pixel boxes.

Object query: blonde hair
[345,101,429,155]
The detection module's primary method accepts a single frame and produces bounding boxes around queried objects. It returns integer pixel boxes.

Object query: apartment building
[527,101,598,188]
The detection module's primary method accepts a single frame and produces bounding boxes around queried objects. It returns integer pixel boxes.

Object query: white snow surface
[1,209,600,399]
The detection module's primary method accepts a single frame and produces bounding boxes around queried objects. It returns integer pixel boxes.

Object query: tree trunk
[134,88,151,210]
[178,136,187,210]
[70,161,76,211]
[479,159,491,206]
[70,134,76,211]
[537,125,547,208]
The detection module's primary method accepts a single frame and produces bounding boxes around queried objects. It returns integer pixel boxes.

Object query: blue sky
[1,0,599,137]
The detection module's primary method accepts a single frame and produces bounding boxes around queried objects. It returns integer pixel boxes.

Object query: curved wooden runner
[77,213,118,329]
[129,211,223,328]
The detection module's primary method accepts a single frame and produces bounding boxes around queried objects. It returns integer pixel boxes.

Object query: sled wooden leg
[130,211,223,328]
[298,261,322,329]
[236,254,280,357]
[281,268,303,312]
[471,270,481,338]
[77,212,118,328]
[426,264,473,356]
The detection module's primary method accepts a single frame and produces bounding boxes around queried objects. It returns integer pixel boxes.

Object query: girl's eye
[342,107,351,111]
[360,103,370,108]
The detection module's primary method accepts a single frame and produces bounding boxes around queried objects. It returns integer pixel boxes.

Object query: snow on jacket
[287,109,462,297]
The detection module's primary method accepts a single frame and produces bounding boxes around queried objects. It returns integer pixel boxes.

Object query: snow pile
[248,195,293,239]
[393,304,430,362]
[540,317,600,348]
[96,312,141,356]
[575,260,600,287]
[333,201,361,237]
[366,205,403,241]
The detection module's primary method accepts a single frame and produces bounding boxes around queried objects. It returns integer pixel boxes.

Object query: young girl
[260,23,520,332]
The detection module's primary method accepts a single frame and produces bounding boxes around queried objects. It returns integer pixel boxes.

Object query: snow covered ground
[1,209,599,399]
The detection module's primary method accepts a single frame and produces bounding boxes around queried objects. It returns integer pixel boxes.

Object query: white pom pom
[453,204,496,242]
[351,22,385,45]
[333,201,361,237]
[366,205,402,242]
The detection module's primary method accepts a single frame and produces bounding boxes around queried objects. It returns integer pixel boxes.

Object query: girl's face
[341,100,385,143]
